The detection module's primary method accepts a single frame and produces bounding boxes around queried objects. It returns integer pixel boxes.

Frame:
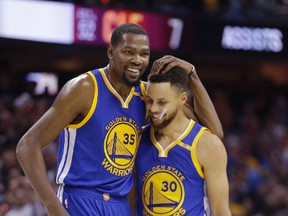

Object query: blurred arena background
[0,0,288,215]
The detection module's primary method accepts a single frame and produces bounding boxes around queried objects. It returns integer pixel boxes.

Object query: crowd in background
[0,80,288,215]
[0,88,56,216]
[212,87,288,215]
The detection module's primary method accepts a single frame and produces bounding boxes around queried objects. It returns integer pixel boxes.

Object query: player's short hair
[148,67,188,93]
[111,23,148,47]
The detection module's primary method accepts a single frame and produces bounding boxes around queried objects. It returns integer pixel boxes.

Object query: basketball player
[135,67,231,215]
[16,23,223,216]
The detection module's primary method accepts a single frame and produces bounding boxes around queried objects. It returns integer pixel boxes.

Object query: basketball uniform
[56,68,146,215]
[135,120,211,216]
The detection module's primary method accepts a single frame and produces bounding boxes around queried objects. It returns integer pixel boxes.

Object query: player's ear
[180,92,187,105]
[107,44,113,59]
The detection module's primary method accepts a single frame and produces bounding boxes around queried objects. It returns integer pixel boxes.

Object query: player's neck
[103,66,132,100]
[154,114,190,142]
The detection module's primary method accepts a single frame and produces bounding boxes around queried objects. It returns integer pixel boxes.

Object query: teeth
[128,68,140,73]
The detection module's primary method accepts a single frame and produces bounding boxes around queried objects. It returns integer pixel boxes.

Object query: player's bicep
[198,134,230,214]
[23,74,94,149]
[204,157,229,207]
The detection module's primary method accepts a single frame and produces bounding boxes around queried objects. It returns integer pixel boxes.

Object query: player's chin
[123,72,141,86]
[125,78,141,87]
[151,119,163,127]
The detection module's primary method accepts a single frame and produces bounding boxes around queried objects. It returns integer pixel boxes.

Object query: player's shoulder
[55,72,95,106]
[197,130,226,160]
[71,72,94,86]
[63,72,94,93]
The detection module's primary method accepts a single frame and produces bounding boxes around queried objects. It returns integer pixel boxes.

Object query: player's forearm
[16,137,59,207]
[208,184,231,216]
[188,72,224,139]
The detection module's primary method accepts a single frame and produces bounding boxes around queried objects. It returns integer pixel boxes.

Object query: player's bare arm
[149,55,223,139]
[196,131,231,216]
[16,73,95,216]
[188,72,223,139]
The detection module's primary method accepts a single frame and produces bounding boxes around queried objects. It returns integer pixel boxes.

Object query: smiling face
[146,82,186,130]
[145,67,189,130]
[108,32,150,87]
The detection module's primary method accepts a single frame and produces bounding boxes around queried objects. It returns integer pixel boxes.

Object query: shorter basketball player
[16,23,223,216]
[135,67,231,215]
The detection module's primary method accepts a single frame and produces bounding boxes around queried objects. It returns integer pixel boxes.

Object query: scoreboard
[74,6,189,51]
[0,0,192,52]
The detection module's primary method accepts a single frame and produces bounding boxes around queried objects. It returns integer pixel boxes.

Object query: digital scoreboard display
[194,17,288,57]
[1,0,287,57]
[221,25,283,53]
[0,0,191,52]
[74,7,188,51]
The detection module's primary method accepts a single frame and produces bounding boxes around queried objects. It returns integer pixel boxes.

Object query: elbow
[209,127,224,140]
[213,122,224,140]
[216,129,224,140]
[16,138,25,162]
[16,137,31,163]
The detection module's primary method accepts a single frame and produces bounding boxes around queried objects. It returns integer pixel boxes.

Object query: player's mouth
[127,68,141,77]
[151,108,167,120]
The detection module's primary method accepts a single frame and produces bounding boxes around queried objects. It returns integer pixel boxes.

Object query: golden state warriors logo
[142,168,186,216]
[102,117,140,176]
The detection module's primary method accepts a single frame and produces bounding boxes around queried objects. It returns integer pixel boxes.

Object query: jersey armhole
[191,127,208,179]
[68,71,98,128]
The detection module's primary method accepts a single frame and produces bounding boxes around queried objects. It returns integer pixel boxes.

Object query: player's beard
[122,73,141,87]
[151,107,178,130]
